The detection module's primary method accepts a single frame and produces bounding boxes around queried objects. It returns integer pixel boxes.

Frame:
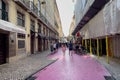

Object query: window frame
[17,11,25,27]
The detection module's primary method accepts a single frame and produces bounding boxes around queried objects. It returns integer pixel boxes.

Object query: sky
[56,0,75,37]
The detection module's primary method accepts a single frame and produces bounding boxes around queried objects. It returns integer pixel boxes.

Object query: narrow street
[29,48,111,80]
[0,0,120,80]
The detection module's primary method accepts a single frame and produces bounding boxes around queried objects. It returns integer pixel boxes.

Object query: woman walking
[61,43,66,56]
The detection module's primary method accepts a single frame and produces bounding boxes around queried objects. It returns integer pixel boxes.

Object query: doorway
[30,31,35,54]
[0,33,8,65]
[38,37,42,51]
[101,39,106,55]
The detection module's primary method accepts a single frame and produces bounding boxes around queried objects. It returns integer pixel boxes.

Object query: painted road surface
[32,48,111,80]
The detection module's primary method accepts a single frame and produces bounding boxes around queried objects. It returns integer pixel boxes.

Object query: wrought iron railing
[39,11,47,24]
[18,0,28,4]
[14,0,29,8]
[30,26,35,32]
[39,11,54,30]
[27,1,38,16]
[0,9,8,21]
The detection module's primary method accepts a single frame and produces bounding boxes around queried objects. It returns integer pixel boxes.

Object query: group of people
[50,41,86,56]
[50,41,59,54]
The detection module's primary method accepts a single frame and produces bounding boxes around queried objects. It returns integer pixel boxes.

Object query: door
[0,33,7,65]
[102,39,106,55]
[38,37,42,51]
[31,31,35,54]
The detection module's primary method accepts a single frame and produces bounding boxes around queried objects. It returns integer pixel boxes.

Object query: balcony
[39,12,47,24]
[14,0,29,10]
[27,1,38,18]
[30,26,35,32]
[38,11,54,31]
[0,9,8,21]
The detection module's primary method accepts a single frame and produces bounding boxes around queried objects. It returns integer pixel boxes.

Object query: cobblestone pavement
[94,56,120,80]
[0,50,57,80]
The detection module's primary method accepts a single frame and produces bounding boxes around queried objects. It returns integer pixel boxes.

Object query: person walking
[50,42,54,54]
[53,42,56,53]
[69,41,73,56]
[56,41,59,52]
[61,43,66,56]
[75,43,79,54]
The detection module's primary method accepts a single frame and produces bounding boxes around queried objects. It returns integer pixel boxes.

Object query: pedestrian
[56,41,59,52]
[50,42,54,54]
[79,43,83,54]
[75,43,79,54]
[53,42,56,53]
[61,43,66,56]
[69,41,73,56]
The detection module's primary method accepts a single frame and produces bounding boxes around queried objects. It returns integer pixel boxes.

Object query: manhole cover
[104,76,116,80]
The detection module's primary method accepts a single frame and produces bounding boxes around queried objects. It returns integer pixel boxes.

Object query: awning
[0,20,26,34]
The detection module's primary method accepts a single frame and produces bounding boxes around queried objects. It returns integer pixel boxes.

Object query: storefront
[0,20,26,64]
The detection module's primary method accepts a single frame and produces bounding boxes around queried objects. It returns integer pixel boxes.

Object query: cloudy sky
[56,0,75,36]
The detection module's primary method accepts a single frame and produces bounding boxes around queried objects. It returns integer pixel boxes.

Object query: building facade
[0,0,59,65]
[68,15,75,42]
[54,1,64,42]
[73,0,120,63]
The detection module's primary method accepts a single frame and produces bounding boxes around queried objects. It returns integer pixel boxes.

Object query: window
[17,33,25,39]
[38,0,41,15]
[0,0,8,21]
[38,23,41,33]
[17,11,25,27]
[30,19,35,31]
[18,40,25,48]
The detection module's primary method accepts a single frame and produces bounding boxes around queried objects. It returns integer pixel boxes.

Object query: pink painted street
[32,48,111,80]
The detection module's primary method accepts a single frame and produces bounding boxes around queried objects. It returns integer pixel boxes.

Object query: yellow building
[0,0,59,65]
[54,1,64,42]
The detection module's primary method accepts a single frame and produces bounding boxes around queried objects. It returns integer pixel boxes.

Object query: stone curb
[25,58,58,80]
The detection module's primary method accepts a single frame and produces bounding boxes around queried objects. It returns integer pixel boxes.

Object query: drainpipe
[97,38,100,59]
[90,39,92,55]
[100,39,102,56]
[106,36,109,64]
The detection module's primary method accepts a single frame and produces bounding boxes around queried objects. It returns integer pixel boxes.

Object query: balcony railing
[27,1,38,17]
[39,11,47,24]
[30,26,35,32]
[14,0,29,10]
[38,11,54,30]
[0,9,8,21]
